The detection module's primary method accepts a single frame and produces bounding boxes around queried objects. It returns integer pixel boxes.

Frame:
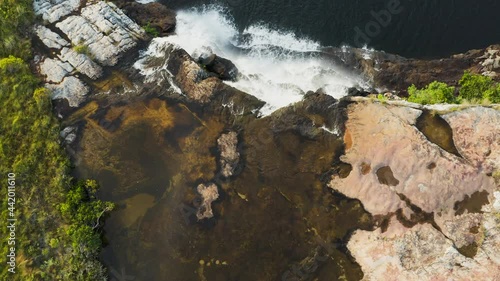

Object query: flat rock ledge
[329,102,500,281]
[34,0,147,107]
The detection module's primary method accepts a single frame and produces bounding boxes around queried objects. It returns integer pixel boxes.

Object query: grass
[143,23,160,37]
[73,44,90,56]
[1,1,113,280]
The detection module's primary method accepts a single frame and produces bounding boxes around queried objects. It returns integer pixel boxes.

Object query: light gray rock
[56,2,146,66]
[46,76,89,107]
[34,25,69,49]
[494,57,500,70]
[40,58,74,83]
[33,0,82,23]
[59,47,103,79]
[60,126,77,144]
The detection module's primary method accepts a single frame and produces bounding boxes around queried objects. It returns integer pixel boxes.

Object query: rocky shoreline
[33,1,500,280]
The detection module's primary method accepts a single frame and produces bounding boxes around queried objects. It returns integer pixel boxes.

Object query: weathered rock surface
[329,101,500,281]
[46,76,89,107]
[476,46,500,78]
[199,54,239,81]
[196,183,219,220]
[56,2,146,66]
[136,42,226,103]
[329,102,496,217]
[217,131,240,177]
[118,1,176,36]
[59,47,103,80]
[33,0,82,23]
[40,58,74,83]
[34,25,69,49]
[349,214,500,281]
[34,1,150,107]
[322,45,500,94]
[443,107,500,174]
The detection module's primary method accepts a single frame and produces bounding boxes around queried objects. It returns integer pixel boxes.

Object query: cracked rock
[46,76,89,107]
[40,58,74,83]
[33,0,82,23]
[59,47,103,79]
[34,25,69,49]
[56,2,146,66]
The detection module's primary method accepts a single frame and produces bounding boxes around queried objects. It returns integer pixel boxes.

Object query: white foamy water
[136,6,368,115]
[135,0,156,4]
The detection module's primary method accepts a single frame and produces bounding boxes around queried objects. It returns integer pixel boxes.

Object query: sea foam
[135,5,368,115]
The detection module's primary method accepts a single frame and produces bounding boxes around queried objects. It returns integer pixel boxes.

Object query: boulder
[199,54,239,81]
[60,126,77,144]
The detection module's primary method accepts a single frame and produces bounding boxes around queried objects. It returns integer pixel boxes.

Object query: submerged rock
[196,183,219,220]
[217,131,240,177]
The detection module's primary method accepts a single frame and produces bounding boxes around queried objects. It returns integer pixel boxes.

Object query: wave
[136,5,369,115]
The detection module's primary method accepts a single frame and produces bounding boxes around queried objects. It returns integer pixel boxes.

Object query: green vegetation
[143,23,160,37]
[73,44,90,56]
[377,93,388,103]
[408,72,500,105]
[0,56,114,280]
[1,1,113,280]
[459,71,500,103]
[407,81,456,105]
[0,0,33,60]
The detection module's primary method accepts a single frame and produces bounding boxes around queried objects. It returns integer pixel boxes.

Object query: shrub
[0,0,33,60]
[407,81,456,104]
[0,56,112,280]
[73,44,90,55]
[458,71,499,102]
[143,23,160,37]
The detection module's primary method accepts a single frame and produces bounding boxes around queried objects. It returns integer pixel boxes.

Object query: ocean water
[135,6,369,114]
[161,0,500,59]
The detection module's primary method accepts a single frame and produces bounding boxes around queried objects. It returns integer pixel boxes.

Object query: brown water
[69,97,374,281]
[415,110,461,157]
